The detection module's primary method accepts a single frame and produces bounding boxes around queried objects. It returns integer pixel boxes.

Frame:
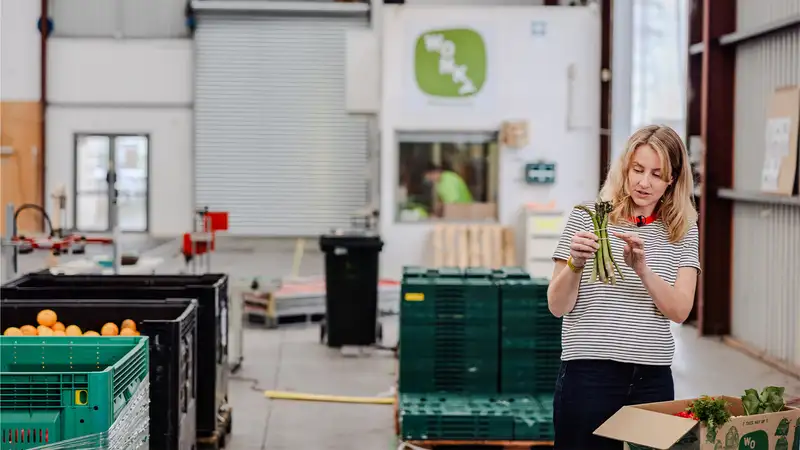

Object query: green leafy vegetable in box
[686,396,732,443]
[741,386,786,416]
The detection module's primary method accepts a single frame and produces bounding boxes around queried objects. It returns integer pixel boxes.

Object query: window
[396,132,499,222]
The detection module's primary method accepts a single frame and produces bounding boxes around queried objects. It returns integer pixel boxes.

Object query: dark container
[318,232,384,347]
[1,273,230,438]
[0,297,198,450]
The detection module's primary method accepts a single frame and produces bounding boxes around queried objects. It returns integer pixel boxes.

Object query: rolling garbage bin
[319,230,384,348]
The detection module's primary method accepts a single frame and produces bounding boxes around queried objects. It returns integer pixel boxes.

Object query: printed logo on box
[414,28,487,98]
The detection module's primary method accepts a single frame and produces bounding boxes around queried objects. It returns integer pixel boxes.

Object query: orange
[37,326,54,336]
[120,319,137,332]
[52,330,66,336]
[134,331,141,336]
[52,322,66,332]
[37,310,58,328]
[65,325,82,336]
[119,328,136,336]
[84,331,100,336]
[20,325,38,336]
[3,327,23,336]
[101,323,119,336]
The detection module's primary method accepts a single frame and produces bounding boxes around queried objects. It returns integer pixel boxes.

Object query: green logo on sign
[414,28,487,98]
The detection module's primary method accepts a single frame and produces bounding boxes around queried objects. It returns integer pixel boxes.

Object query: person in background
[424,163,473,217]
[547,125,700,450]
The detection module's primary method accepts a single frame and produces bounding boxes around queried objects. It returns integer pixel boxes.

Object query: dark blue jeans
[553,359,675,450]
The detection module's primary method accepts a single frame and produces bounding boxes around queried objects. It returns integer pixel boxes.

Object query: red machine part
[182,211,228,257]
[12,234,114,251]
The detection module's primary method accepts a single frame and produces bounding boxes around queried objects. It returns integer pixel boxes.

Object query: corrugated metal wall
[194,13,371,237]
[731,0,800,367]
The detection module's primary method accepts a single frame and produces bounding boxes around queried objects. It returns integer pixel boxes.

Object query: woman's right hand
[569,231,600,268]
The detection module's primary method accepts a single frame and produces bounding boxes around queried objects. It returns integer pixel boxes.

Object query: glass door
[114,136,149,232]
[74,134,149,232]
[75,135,111,232]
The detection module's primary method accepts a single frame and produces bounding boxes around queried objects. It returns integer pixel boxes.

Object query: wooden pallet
[197,407,233,450]
[402,440,554,449]
[430,224,516,269]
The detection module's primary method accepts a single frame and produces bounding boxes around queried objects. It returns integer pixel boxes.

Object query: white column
[610,0,634,162]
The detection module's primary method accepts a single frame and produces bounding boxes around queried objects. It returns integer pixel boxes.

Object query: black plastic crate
[0,297,198,450]
[1,272,229,438]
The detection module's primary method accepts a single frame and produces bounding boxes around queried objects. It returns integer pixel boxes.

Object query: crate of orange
[1,301,198,450]
[0,333,150,449]
[2,272,230,445]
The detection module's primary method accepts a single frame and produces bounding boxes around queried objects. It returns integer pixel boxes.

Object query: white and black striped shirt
[551,202,701,366]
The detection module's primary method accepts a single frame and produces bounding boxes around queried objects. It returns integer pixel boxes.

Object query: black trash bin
[319,231,384,348]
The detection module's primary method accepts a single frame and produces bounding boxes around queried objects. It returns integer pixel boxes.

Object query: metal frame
[190,0,370,16]
[72,133,152,234]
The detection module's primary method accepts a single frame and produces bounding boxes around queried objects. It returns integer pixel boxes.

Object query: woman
[548,125,700,450]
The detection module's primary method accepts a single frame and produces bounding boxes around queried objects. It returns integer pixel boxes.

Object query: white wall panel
[0,0,42,100]
[50,0,189,38]
[47,38,193,106]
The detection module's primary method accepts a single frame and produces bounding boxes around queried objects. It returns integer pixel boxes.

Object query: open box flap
[594,405,700,450]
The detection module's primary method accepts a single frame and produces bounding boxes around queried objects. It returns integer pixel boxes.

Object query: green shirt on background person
[436,170,474,204]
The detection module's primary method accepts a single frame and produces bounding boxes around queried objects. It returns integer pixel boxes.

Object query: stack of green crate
[399,267,500,396]
[496,269,560,441]
[399,266,559,442]
[0,336,150,449]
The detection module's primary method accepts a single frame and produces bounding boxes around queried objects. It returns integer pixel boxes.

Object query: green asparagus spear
[573,201,625,284]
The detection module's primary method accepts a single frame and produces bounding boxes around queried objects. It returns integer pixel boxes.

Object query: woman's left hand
[612,231,648,275]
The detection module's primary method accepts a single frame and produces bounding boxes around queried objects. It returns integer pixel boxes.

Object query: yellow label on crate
[404,292,425,301]
[75,389,88,405]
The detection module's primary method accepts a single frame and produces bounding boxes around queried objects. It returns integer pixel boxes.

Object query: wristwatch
[567,256,584,273]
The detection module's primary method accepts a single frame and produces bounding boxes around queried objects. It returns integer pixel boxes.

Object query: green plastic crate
[399,358,498,394]
[401,277,500,324]
[508,395,555,440]
[463,267,494,279]
[400,325,498,359]
[402,266,433,279]
[399,393,514,440]
[0,336,149,450]
[435,267,464,278]
[493,267,532,280]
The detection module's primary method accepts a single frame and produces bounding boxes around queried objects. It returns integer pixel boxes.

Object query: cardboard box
[594,396,800,450]
[442,202,497,221]
[760,85,799,195]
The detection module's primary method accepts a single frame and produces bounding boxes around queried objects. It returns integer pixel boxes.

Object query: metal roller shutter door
[194,13,370,236]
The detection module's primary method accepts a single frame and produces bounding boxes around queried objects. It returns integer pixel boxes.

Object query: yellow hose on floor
[264,390,395,405]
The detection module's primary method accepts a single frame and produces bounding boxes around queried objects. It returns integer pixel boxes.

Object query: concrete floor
[208,243,800,450]
[224,320,800,450]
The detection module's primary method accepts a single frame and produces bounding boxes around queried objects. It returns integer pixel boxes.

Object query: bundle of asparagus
[574,201,625,284]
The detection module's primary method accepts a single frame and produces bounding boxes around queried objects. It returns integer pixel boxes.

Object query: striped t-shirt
[551,202,701,366]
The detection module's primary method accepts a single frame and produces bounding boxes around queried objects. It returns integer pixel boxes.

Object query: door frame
[72,133,151,233]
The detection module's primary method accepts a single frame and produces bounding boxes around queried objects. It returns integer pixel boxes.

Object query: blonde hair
[599,124,698,243]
